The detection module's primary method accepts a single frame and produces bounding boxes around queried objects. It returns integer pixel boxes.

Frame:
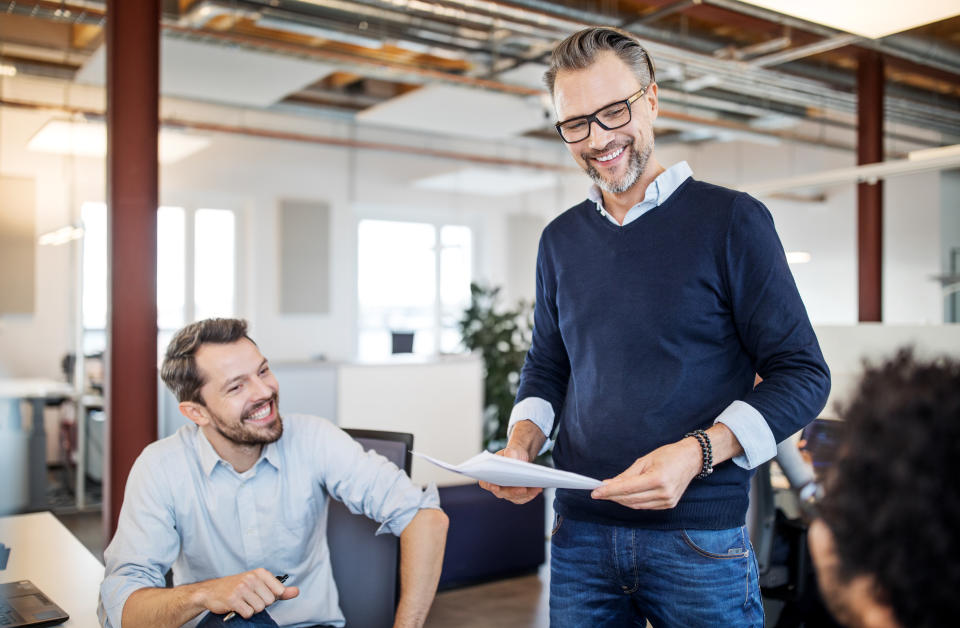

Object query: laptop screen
[800,417,845,481]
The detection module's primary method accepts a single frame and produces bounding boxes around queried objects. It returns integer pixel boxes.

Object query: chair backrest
[327,428,413,628]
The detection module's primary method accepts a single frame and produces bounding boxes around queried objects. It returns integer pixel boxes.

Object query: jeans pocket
[681,526,749,560]
[551,513,564,537]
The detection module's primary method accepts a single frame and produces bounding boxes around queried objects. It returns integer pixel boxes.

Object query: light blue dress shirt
[509,161,776,469]
[98,414,439,628]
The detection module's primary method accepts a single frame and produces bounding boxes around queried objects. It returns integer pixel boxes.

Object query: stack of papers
[412,451,602,490]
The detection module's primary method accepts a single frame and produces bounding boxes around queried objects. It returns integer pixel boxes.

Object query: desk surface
[0,379,75,400]
[0,512,104,627]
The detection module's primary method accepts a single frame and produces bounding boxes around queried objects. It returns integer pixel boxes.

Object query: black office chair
[327,428,414,628]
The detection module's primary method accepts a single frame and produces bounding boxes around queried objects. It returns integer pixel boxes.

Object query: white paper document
[412,450,602,490]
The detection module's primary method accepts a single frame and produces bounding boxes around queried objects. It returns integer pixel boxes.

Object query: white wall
[941,170,960,322]
[0,75,954,382]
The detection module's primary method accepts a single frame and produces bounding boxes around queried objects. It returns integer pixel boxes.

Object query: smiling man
[479,27,830,626]
[98,318,448,628]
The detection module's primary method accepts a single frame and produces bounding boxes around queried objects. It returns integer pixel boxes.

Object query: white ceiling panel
[498,63,550,90]
[75,35,334,108]
[356,84,548,140]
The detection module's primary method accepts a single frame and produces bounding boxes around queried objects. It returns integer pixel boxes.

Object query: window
[357,220,472,360]
[80,202,237,354]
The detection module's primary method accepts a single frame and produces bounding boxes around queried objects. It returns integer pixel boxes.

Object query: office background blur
[0,1,958,626]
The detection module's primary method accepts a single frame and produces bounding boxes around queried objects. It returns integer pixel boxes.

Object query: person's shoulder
[680,178,769,219]
[543,198,594,238]
[680,178,744,204]
[139,425,194,462]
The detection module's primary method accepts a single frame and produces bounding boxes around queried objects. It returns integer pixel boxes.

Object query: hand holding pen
[212,571,294,622]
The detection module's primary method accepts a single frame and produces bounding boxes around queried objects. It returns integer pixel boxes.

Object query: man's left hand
[590,438,702,509]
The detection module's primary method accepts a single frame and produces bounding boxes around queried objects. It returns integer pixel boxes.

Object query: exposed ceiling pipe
[749,33,859,68]
[163,24,544,95]
[0,94,575,171]
[715,35,791,60]
[701,0,960,77]
[622,0,701,29]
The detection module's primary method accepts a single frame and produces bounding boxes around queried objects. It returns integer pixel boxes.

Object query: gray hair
[160,318,254,403]
[544,26,656,97]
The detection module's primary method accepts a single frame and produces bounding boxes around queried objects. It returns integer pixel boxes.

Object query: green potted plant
[458,282,534,453]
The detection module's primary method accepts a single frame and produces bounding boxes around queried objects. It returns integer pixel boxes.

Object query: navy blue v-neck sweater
[516,177,830,529]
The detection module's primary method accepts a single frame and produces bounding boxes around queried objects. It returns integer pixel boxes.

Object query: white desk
[0,512,104,626]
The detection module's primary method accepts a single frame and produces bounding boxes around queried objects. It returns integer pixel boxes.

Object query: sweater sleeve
[515,231,571,430]
[723,194,831,443]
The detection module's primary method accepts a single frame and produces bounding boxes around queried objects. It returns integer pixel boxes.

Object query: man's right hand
[196,568,299,619]
[478,445,543,505]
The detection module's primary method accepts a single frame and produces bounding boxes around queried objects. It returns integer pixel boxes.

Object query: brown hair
[160,318,253,404]
[543,26,655,97]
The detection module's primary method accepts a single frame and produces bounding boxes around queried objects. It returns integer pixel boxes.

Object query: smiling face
[180,338,283,467]
[553,50,658,196]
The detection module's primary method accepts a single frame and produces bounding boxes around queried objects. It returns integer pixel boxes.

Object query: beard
[208,393,284,446]
[583,137,652,195]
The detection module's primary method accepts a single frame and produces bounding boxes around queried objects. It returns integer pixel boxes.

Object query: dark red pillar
[857,51,883,322]
[105,0,160,540]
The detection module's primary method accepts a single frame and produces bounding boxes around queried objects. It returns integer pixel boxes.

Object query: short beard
[585,140,652,195]
[209,393,284,446]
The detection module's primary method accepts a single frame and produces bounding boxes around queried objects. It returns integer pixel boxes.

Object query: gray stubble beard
[586,139,653,195]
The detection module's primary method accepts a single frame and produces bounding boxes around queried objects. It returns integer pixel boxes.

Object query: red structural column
[105,0,160,540]
[857,50,884,322]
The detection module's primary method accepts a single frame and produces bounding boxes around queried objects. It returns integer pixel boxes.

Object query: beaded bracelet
[683,428,714,479]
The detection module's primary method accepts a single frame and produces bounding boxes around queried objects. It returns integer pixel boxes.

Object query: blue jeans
[196,610,279,628]
[550,515,763,627]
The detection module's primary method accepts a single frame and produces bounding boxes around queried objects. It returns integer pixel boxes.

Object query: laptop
[0,581,69,627]
[800,417,846,480]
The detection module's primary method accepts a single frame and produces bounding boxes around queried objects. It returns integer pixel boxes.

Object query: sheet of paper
[412,450,602,490]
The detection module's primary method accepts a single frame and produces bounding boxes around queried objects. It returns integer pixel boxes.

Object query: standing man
[99,318,448,628]
[480,27,830,626]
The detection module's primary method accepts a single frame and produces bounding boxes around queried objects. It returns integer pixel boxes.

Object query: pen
[223,574,289,622]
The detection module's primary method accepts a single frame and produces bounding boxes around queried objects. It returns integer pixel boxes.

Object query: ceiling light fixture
[38,224,84,246]
[27,119,211,164]
[733,0,959,39]
[742,144,960,195]
[414,167,556,196]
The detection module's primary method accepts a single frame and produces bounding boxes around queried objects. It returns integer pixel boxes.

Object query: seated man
[99,318,448,628]
[808,350,959,628]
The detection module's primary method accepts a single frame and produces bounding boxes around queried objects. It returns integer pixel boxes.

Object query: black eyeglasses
[554,85,650,143]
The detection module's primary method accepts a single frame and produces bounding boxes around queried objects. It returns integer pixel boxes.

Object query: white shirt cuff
[715,400,776,470]
[507,397,554,456]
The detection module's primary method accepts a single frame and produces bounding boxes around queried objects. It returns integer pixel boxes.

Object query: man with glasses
[479,26,830,626]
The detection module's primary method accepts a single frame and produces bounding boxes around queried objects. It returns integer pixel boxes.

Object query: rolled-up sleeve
[322,424,441,537]
[98,448,180,627]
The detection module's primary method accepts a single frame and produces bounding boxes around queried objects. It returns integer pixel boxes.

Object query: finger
[280,586,300,600]
[259,572,287,598]
[233,600,256,619]
[592,475,659,499]
[501,447,528,461]
[245,579,275,611]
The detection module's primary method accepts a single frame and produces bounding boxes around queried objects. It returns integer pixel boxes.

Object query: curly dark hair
[820,348,960,627]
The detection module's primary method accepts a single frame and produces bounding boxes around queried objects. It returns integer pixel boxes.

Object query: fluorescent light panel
[414,167,556,196]
[735,1,959,39]
[27,119,211,163]
[38,225,84,246]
